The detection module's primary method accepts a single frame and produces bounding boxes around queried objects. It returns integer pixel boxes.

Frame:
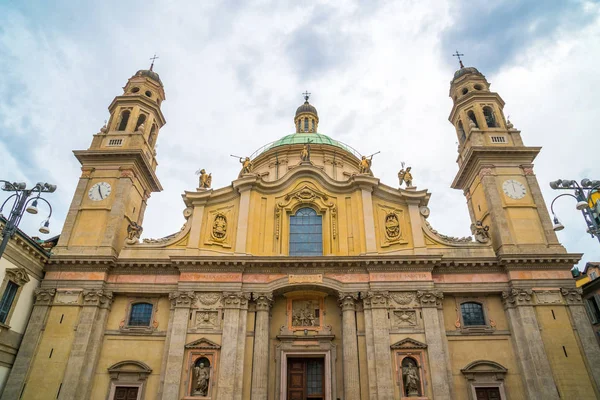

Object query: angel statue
[196,169,212,189]
[398,162,414,188]
[471,220,491,243]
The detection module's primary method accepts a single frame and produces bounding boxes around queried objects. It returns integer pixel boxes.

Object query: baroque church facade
[3,64,600,400]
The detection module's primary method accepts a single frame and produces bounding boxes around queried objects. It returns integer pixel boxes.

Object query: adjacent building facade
[0,218,53,395]
[3,65,600,400]
[576,262,600,346]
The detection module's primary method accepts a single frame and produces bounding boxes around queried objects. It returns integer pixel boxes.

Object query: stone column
[217,292,251,400]
[161,291,196,400]
[417,290,453,400]
[561,288,600,392]
[233,294,250,400]
[362,299,378,399]
[251,293,273,400]
[365,291,394,399]
[1,289,56,400]
[339,292,361,400]
[502,288,560,399]
[58,289,113,400]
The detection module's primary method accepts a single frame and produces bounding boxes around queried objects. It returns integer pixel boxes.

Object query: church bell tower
[54,65,166,256]
[448,63,564,255]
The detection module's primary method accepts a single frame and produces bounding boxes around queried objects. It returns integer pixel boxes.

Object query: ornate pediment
[5,267,30,286]
[185,337,221,350]
[390,337,427,349]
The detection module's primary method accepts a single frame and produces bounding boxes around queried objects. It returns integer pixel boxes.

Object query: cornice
[451,146,541,190]
[499,253,581,270]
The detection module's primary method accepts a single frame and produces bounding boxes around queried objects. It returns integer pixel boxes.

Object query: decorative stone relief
[560,288,583,304]
[5,267,30,286]
[34,288,56,305]
[376,205,407,247]
[55,290,81,305]
[197,293,222,306]
[254,293,273,311]
[195,311,219,328]
[390,292,415,307]
[416,290,443,307]
[534,290,562,305]
[502,288,533,307]
[82,289,113,308]
[222,292,251,308]
[470,220,491,244]
[125,221,143,245]
[205,206,234,248]
[393,310,417,328]
[291,300,320,327]
[390,337,427,350]
[338,292,359,311]
[364,291,390,309]
[169,291,197,308]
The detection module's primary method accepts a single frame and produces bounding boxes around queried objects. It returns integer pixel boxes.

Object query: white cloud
[0,0,598,267]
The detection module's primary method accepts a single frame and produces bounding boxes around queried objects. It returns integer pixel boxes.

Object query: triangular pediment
[185,337,221,349]
[390,338,427,349]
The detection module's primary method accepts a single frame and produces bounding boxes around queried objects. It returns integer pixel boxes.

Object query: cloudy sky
[1,0,599,268]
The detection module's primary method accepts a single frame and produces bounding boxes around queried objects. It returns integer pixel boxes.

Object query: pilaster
[561,288,600,394]
[339,292,361,400]
[1,288,56,400]
[251,293,273,400]
[417,290,453,400]
[364,291,394,399]
[58,289,113,400]
[502,288,560,399]
[362,297,378,399]
[234,185,252,254]
[217,292,251,400]
[161,291,196,400]
[360,187,377,254]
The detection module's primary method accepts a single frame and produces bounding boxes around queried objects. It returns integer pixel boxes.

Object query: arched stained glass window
[289,207,322,256]
[461,302,485,326]
[129,302,153,326]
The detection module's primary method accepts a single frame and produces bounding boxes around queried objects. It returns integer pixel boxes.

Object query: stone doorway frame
[460,360,508,400]
[275,345,337,400]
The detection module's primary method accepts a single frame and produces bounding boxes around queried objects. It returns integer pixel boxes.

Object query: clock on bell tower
[448,63,564,255]
[54,65,166,257]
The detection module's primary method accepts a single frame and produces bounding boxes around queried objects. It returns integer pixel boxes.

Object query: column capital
[254,292,273,311]
[502,288,533,308]
[416,290,443,308]
[169,291,196,308]
[338,292,359,311]
[82,289,113,309]
[363,291,389,309]
[561,288,583,305]
[34,288,56,305]
[222,291,251,309]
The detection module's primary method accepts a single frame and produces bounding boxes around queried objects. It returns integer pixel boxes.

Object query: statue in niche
[385,213,400,240]
[402,358,421,397]
[212,214,227,241]
[292,300,319,327]
[125,221,143,244]
[471,220,491,243]
[300,144,310,162]
[197,169,212,189]
[193,362,210,396]
[398,163,414,188]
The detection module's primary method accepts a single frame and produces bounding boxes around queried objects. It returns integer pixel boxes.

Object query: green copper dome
[252,133,361,159]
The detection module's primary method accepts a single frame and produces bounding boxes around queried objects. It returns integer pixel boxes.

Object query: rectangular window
[586,297,600,324]
[0,281,19,324]
[590,271,598,280]
[108,138,123,146]
[490,136,506,143]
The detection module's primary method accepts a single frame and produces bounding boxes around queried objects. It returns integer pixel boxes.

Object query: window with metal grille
[128,303,153,326]
[490,136,506,143]
[461,302,486,326]
[306,359,323,395]
[289,207,323,256]
[0,281,19,324]
[108,139,123,146]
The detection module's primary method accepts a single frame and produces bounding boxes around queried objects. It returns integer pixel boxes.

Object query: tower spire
[149,54,159,71]
[302,90,311,103]
[452,50,464,69]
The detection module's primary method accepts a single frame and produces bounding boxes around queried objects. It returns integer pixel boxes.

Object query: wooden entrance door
[287,358,324,400]
[114,386,139,400]
[475,387,501,400]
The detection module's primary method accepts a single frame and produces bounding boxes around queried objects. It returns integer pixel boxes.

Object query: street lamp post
[549,178,600,243]
[0,181,56,259]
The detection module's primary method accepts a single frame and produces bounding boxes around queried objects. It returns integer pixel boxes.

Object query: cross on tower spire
[452,50,464,69]
[302,91,311,102]
[149,54,159,71]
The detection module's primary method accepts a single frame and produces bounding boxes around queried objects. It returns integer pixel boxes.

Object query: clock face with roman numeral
[88,182,112,201]
[502,179,526,200]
